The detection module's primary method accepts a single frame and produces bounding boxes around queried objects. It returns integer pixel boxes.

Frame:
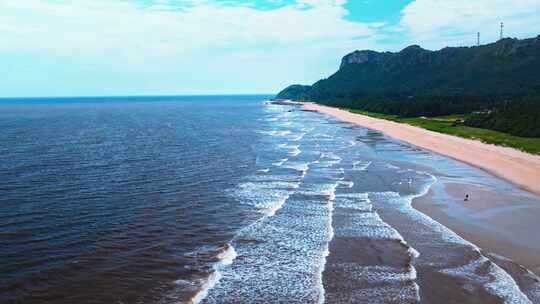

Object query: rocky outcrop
[339,50,389,69]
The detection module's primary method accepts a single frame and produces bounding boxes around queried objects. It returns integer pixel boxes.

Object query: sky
[1,0,540,97]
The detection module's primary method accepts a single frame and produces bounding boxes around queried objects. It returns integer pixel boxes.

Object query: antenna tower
[500,22,504,40]
[477,32,480,46]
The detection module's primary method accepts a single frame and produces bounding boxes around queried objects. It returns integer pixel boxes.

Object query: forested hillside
[277,35,540,137]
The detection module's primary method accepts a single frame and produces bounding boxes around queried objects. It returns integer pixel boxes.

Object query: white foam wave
[279,144,302,156]
[338,180,354,188]
[301,183,339,201]
[318,183,338,304]
[321,152,341,160]
[190,271,222,304]
[292,133,307,141]
[353,160,372,171]
[318,152,342,167]
[272,158,288,166]
[282,161,310,173]
[314,133,333,139]
[265,195,289,217]
[384,163,400,169]
[289,146,302,156]
[441,256,532,304]
[189,244,238,304]
[217,245,238,266]
[231,180,300,217]
[261,130,292,137]
[329,190,421,303]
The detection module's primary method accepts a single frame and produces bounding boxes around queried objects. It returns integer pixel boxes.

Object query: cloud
[0,0,387,96]
[400,0,540,49]
[2,0,539,96]
[0,0,376,57]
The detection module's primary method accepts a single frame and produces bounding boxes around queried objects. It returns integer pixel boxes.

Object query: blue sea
[1,95,540,303]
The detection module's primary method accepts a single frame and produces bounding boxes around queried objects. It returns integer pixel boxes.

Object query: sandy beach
[413,180,540,275]
[304,103,540,282]
[302,102,540,197]
[303,101,540,284]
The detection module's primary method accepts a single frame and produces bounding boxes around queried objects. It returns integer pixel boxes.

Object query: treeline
[317,95,501,118]
[318,95,540,138]
[465,101,540,137]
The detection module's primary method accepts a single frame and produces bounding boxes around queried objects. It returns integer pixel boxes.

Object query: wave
[318,182,338,304]
[318,152,342,168]
[198,151,341,302]
[184,244,238,304]
[314,133,333,140]
[233,180,300,213]
[368,170,535,303]
[289,147,301,157]
[282,161,309,174]
[291,133,307,141]
[338,180,354,188]
[189,271,221,304]
[272,158,288,167]
[260,130,292,137]
[278,144,302,157]
[329,191,421,303]
[353,160,372,171]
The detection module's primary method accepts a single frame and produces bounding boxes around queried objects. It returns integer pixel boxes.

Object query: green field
[346,109,540,155]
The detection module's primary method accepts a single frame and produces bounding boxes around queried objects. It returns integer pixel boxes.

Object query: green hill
[277,35,540,137]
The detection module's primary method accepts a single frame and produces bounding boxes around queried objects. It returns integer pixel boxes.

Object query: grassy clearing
[346,109,540,155]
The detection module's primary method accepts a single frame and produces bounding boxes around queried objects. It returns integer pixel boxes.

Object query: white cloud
[0,0,375,57]
[400,0,540,49]
[0,0,387,95]
[2,0,539,96]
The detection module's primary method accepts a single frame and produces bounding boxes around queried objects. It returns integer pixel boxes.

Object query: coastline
[298,101,540,282]
[302,102,540,197]
[413,179,540,277]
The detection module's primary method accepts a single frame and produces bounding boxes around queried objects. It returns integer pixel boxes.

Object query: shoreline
[301,102,540,197]
[299,100,540,281]
[413,179,540,276]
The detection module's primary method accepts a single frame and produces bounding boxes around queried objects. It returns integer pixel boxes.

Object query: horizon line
[0,93,275,100]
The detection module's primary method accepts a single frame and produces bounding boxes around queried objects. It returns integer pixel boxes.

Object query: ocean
[1,95,539,303]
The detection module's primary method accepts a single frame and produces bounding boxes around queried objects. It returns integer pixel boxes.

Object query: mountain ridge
[277,35,540,109]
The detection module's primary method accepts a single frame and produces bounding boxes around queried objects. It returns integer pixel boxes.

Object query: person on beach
[464,194,469,201]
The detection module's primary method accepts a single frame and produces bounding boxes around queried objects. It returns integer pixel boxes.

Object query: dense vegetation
[274,85,312,100]
[465,102,540,137]
[277,35,540,138]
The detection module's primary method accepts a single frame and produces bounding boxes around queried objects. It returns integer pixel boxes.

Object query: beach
[303,102,540,196]
[303,101,540,279]
[413,180,540,276]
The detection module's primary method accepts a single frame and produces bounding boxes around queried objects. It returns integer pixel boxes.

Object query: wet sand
[302,102,540,197]
[413,181,540,276]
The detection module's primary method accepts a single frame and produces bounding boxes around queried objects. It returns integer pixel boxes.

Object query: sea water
[1,96,539,303]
